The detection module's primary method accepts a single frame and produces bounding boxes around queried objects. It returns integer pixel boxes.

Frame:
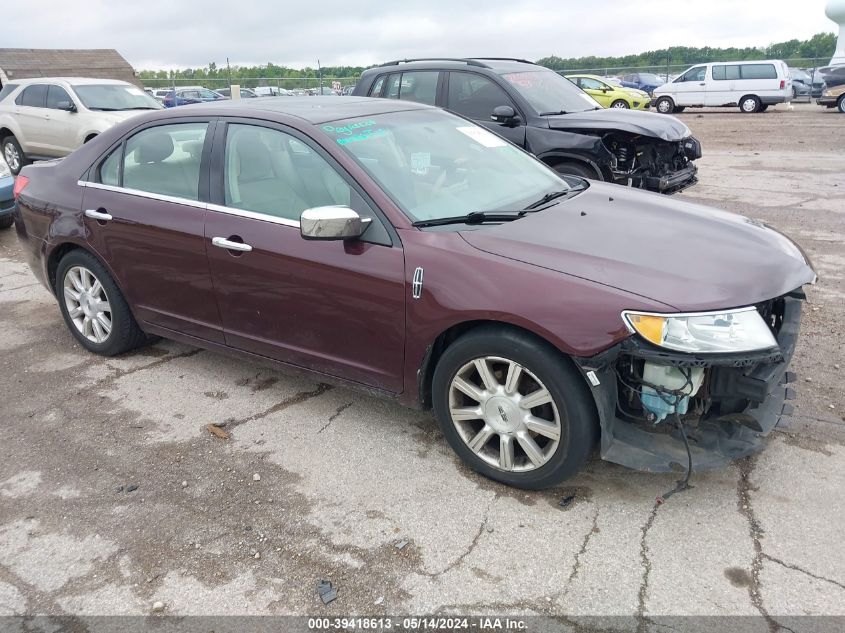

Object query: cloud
[4,0,836,70]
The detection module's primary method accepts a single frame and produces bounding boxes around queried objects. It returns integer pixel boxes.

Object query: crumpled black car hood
[544,108,692,142]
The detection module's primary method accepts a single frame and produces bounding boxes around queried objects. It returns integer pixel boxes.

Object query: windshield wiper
[539,110,567,115]
[523,184,587,210]
[412,210,526,228]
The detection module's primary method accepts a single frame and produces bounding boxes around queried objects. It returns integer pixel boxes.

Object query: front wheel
[552,161,596,180]
[655,97,674,114]
[0,215,13,230]
[610,99,629,109]
[432,327,598,489]
[55,250,147,356]
[740,95,761,113]
[838,96,845,113]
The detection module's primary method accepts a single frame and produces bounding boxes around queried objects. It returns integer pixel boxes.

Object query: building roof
[0,49,141,87]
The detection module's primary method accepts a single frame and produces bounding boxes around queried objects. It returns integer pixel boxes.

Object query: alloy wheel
[3,142,20,172]
[63,265,112,344]
[612,101,629,108]
[448,356,561,473]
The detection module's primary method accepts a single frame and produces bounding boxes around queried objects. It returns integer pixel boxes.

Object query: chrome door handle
[84,209,113,221]
[212,236,252,252]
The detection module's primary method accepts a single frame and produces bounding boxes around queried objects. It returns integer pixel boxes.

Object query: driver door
[205,120,406,392]
[444,71,527,147]
[672,66,708,106]
[577,77,611,107]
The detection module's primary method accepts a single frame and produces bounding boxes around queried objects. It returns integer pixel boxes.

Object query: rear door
[14,84,50,154]
[81,118,224,343]
[444,71,527,147]
[205,120,406,391]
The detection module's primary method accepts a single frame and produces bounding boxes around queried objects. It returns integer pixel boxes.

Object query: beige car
[0,77,162,175]
[817,83,845,113]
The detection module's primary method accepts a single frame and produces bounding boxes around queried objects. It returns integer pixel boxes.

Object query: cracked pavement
[1,103,844,626]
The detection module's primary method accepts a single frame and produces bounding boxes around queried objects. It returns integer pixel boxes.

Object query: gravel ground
[0,102,843,629]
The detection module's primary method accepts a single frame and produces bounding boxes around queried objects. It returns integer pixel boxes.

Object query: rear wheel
[0,215,13,230]
[55,250,147,356]
[610,99,629,109]
[432,326,598,489]
[838,96,845,113]
[740,95,761,113]
[2,135,28,176]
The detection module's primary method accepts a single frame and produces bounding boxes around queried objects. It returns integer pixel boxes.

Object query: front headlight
[822,89,831,96]
[622,307,777,353]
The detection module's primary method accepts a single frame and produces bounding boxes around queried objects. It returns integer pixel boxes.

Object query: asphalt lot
[1,102,843,627]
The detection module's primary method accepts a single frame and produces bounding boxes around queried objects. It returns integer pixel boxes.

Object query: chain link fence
[552,57,827,79]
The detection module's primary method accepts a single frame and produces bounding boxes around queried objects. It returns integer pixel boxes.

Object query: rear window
[740,64,777,80]
[16,84,48,107]
[0,84,19,103]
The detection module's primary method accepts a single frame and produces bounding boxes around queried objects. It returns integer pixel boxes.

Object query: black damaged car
[353,58,701,194]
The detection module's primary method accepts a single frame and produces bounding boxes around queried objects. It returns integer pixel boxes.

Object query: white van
[652,60,791,114]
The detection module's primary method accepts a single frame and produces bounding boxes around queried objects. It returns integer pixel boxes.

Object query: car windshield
[638,74,664,84]
[320,109,571,223]
[500,69,600,115]
[72,84,162,111]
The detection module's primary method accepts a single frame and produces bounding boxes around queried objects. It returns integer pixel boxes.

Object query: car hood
[93,109,160,125]
[459,182,815,312]
[544,108,691,141]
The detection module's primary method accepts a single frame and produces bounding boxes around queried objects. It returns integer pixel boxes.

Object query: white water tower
[828,0,845,64]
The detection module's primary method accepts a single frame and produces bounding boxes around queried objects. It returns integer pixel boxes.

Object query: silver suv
[0,77,162,175]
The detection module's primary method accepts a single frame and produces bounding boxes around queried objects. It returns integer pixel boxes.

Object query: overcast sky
[4,0,839,70]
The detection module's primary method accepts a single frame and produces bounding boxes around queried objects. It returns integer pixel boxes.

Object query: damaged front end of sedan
[574,289,805,473]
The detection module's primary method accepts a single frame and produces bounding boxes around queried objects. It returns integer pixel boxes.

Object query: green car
[565,74,651,110]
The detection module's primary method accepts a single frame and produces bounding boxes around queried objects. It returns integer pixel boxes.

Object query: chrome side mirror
[300,206,371,241]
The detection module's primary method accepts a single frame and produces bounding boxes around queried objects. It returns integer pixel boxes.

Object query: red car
[13,98,815,489]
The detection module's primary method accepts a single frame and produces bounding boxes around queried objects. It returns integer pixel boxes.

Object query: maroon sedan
[13,98,815,489]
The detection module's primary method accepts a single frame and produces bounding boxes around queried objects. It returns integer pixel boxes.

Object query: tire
[2,135,29,176]
[655,96,674,114]
[610,99,629,109]
[431,326,599,489]
[792,86,798,99]
[740,95,761,113]
[759,104,769,112]
[552,161,597,180]
[838,96,845,114]
[0,215,13,230]
[55,249,147,356]
[672,106,686,113]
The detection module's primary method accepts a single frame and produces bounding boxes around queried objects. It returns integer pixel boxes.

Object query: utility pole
[318,59,323,94]
[227,57,232,91]
[666,50,671,82]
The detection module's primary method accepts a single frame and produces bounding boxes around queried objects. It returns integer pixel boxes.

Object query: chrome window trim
[77,180,301,227]
[78,180,207,209]
[206,203,300,228]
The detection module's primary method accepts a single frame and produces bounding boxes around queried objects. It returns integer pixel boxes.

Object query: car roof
[362,58,546,76]
[565,74,605,80]
[166,95,433,124]
[10,77,132,86]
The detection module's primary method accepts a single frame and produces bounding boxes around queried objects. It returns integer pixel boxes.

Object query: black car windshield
[321,109,571,223]
[500,69,600,115]
[72,84,162,111]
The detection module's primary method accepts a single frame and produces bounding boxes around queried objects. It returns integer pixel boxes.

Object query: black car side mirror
[57,100,76,112]
[491,105,520,126]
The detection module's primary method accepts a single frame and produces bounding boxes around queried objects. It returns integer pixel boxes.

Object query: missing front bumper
[575,294,803,473]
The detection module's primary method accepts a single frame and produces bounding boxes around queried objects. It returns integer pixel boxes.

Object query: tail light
[13,175,29,200]
[780,80,785,89]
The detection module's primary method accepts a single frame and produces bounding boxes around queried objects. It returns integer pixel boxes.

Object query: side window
[99,146,122,186]
[398,71,438,105]
[579,77,603,90]
[17,85,48,107]
[447,72,516,120]
[369,75,386,97]
[712,65,740,81]
[680,66,706,82]
[384,74,401,99]
[740,64,777,80]
[46,85,73,109]
[122,122,208,200]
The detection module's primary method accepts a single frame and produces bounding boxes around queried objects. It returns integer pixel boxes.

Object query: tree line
[138,32,837,83]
